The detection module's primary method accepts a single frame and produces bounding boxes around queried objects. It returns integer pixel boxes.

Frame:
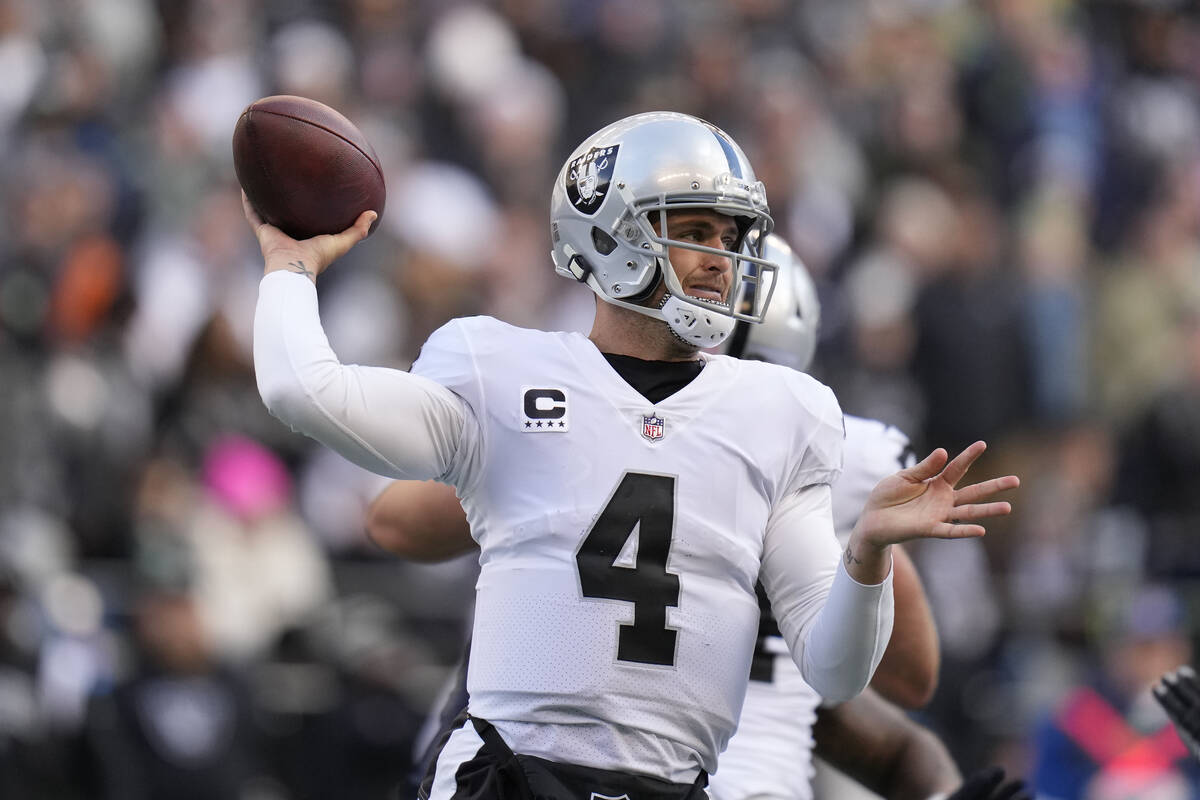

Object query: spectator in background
[1115,306,1200,579]
[252,597,432,800]
[1092,160,1200,431]
[82,575,267,800]
[912,169,1032,456]
[1031,584,1200,800]
[824,175,956,438]
[185,435,333,665]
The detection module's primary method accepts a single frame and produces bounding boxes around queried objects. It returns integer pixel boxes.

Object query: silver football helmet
[550,112,778,347]
[722,233,821,372]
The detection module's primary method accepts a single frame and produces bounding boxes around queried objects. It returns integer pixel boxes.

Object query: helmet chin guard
[658,291,737,346]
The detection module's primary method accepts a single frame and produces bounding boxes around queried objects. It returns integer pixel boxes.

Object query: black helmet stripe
[704,123,743,179]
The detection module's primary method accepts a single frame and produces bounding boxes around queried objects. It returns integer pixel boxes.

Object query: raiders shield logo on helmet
[566,145,619,215]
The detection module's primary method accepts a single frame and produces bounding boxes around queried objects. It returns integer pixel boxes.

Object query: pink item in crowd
[202,435,291,521]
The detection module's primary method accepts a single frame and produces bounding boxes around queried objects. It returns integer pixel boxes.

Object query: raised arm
[763,442,1017,705]
[366,480,476,561]
[247,194,470,482]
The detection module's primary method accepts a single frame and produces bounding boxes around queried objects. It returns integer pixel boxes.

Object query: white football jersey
[708,415,915,800]
[410,316,844,779]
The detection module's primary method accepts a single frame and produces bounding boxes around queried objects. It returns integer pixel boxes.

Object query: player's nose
[700,241,733,274]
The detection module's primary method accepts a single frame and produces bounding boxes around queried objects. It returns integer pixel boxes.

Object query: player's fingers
[242,191,268,232]
[1158,669,1196,707]
[938,440,987,488]
[954,475,1020,505]
[1174,670,1200,708]
[1156,681,1185,714]
[901,448,948,483]
[930,520,986,540]
[352,209,378,239]
[949,501,1012,522]
[315,211,378,264]
[1154,680,1189,719]
[333,210,377,245]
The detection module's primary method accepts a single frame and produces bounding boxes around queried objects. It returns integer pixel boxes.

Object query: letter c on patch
[524,389,566,419]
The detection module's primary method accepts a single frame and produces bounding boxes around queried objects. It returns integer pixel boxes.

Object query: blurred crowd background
[2,0,1200,797]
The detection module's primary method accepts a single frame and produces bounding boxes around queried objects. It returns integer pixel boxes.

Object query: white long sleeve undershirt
[254,270,466,482]
[253,270,893,705]
[760,483,895,704]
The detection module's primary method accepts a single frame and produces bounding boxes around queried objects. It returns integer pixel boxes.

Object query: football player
[249,111,1018,800]
[369,234,1028,800]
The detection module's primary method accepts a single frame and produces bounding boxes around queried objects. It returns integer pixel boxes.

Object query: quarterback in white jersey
[246,112,1017,798]
[367,234,1025,800]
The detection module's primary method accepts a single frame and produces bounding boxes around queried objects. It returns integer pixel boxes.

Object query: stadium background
[1,0,1199,796]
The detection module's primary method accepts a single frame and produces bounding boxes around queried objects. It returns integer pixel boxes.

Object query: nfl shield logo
[641,414,664,442]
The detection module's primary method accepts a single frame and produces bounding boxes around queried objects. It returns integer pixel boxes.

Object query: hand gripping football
[233,95,385,240]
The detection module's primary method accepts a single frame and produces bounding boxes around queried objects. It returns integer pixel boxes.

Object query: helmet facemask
[588,179,779,348]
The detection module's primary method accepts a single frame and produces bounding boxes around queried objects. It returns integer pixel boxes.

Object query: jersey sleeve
[253,271,477,483]
[409,318,489,492]
[831,417,917,545]
[758,483,895,705]
[782,373,845,493]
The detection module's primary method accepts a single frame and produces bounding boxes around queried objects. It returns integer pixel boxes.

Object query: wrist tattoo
[286,260,315,278]
[843,545,862,568]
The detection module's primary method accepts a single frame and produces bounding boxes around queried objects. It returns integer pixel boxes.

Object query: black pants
[418,713,709,800]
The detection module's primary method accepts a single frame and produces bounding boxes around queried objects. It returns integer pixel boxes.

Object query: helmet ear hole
[591,227,618,255]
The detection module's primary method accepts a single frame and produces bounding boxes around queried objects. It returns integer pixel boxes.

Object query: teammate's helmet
[550,112,778,347]
[722,233,821,372]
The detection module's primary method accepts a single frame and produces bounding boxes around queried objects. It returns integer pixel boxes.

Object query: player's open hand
[243,191,377,281]
[852,441,1018,549]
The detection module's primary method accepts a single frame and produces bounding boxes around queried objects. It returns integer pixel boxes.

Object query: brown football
[232,95,385,240]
